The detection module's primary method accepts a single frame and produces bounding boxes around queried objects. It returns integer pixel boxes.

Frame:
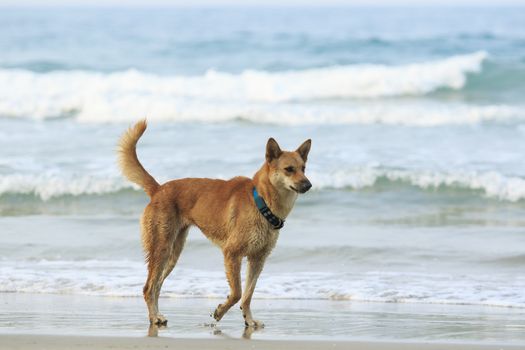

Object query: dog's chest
[247,225,280,256]
[244,193,296,256]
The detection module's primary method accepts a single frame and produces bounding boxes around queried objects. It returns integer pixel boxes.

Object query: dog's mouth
[290,185,311,194]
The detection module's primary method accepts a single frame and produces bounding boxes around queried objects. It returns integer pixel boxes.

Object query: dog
[117,120,311,328]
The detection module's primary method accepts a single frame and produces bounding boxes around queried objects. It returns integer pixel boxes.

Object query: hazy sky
[1,0,524,6]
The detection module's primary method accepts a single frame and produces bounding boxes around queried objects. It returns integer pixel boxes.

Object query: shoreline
[1,293,524,345]
[1,334,523,350]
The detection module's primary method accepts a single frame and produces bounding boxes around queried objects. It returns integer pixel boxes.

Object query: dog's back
[149,176,258,244]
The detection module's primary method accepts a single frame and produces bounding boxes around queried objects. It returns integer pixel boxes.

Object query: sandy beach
[2,334,524,350]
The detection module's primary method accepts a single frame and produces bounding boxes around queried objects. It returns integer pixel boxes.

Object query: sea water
[1,6,525,312]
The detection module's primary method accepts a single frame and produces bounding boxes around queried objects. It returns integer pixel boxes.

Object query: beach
[1,4,525,349]
[1,294,524,349]
[3,336,524,350]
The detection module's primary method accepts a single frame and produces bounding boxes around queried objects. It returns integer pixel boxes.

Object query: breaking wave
[2,168,525,202]
[311,168,525,202]
[0,174,135,201]
[0,51,490,123]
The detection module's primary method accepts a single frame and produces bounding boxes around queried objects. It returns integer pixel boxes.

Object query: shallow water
[1,294,525,343]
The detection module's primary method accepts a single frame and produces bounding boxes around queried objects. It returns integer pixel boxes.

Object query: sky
[0,0,524,6]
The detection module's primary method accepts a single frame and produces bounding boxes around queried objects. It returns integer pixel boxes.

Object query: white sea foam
[0,173,135,201]
[0,51,492,123]
[79,101,522,126]
[310,168,525,202]
[1,260,523,308]
[2,168,525,202]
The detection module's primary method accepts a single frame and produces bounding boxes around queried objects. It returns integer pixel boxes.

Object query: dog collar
[253,187,284,230]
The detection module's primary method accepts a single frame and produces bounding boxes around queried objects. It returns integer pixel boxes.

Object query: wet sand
[0,293,524,348]
[2,334,524,350]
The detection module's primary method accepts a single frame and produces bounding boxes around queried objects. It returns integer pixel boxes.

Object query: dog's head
[265,138,312,194]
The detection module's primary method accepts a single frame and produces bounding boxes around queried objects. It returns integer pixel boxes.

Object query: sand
[1,334,524,350]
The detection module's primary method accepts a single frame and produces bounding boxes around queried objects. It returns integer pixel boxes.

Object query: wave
[1,98,522,127]
[2,168,525,202]
[70,101,525,126]
[311,168,525,202]
[79,101,522,126]
[1,260,523,308]
[0,174,135,201]
[0,51,488,122]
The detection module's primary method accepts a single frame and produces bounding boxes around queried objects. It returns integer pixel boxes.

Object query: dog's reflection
[242,326,258,339]
[147,323,166,337]
[212,324,263,339]
[147,323,262,339]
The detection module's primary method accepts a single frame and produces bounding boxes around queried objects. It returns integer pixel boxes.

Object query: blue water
[1,6,525,310]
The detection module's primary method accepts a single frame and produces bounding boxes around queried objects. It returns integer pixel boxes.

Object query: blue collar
[253,187,284,230]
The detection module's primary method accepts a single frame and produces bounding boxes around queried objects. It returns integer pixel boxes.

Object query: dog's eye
[284,166,295,173]
[301,166,305,172]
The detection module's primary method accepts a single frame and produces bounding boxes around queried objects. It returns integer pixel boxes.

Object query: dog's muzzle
[296,179,312,193]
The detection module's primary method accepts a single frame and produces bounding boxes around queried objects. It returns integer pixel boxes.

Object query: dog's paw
[150,314,168,326]
[212,305,224,322]
[244,319,264,328]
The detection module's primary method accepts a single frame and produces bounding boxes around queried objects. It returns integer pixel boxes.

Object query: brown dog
[117,120,311,328]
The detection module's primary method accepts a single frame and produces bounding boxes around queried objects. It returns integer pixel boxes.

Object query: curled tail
[117,119,159,197]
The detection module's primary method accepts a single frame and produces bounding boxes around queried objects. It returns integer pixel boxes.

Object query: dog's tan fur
[117,120,311,328]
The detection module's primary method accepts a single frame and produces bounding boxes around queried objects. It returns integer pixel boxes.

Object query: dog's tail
[117,119,159,197]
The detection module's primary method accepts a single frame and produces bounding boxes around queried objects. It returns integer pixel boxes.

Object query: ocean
[1,5,525,316]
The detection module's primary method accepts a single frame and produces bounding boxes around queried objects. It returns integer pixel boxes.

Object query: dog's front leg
[213,253,242,322]
[240,255,266,328]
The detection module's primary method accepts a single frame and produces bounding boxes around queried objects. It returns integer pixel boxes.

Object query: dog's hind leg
[212,253,242,322]
[143,251,171,325]
[240,255,266,328]
[161,226,189,282]
[146,226,188,326]
[142,215,177,326]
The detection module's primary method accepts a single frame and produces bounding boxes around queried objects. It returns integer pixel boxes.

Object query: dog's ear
[266,138,282,163]
[296,139,311,162]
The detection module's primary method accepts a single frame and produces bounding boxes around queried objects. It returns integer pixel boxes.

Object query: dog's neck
[253,163,298,220]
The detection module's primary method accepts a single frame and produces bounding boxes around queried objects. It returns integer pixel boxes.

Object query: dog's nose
[300,180,312,193]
